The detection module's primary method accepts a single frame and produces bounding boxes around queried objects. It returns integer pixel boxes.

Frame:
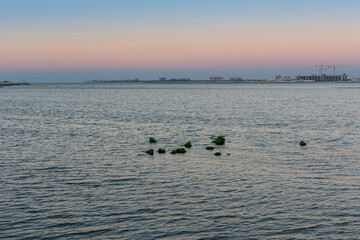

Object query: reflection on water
[1,83,360,239]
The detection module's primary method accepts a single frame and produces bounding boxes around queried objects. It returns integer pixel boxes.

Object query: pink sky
[1,0,359,81]
[2,28,359,71]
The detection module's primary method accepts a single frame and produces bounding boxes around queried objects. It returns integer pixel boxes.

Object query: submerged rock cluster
[145,138,191,155]
[145,136,306,156]
[210,136,226,156]
[144,136,230,156]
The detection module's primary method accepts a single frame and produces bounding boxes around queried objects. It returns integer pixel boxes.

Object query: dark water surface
[1,83,360,239]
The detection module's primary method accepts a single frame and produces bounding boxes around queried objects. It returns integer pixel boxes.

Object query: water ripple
[1,83,360,239]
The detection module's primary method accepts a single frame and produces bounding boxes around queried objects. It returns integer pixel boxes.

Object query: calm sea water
[1,83,360,239]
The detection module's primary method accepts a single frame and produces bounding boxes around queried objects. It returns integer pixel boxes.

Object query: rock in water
[146,149,154,155]
[213,136,225,145]
[171,148,187,154]
[158,149,166,154]
[184,142,192,148]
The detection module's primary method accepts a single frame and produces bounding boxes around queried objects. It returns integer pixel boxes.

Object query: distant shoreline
[84,80,360,84]
[2,80,360,86]
[0,82,29,87]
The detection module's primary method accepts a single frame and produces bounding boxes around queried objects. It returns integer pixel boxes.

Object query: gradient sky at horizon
[1,0,360,82]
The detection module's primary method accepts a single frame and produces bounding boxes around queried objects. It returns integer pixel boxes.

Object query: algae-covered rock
[171,148,187,154]
[206,146,215,150]
[176,148,187,153]
[214,152,222,156]
[213,136,225,145]
[184,142,192,148]
[149,137,157,143]
[158,149,166,154]
[146,149,154,155]
[300,141,307,146]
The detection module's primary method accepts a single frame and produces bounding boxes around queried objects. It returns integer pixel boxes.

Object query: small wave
[49,226,113,239]
[257,216,277,223]
[65,180,101,186]
[165,217,189,224]
[297,176,327,180]
[156,229,205,239]
[103,177,137,183]
[48,221,84,229]
[129,208,163,215]
[13,175,33,180]
[33,166,63,171]
[46,213,75,220]
[274,224,323,235]
[209,214,237,220]
[5,217,42,227]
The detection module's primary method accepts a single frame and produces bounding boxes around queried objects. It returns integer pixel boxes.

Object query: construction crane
[305,65,354,76]
[325,65,338,76]
[326,65,354,76]
[315,64,328,75]
[315,64,352,76]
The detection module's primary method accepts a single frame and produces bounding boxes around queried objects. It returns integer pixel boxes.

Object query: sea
[1,83,360,239]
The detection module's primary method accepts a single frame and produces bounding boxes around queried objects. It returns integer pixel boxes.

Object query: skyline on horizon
[1,0,360,82]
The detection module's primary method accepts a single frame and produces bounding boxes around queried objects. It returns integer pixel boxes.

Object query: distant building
[275,75,282,80]
[210,76,224,81]
[283,77,291,81]
[275,75,291,81]
[168,78,192,82]
[159,77,167,81]
[296,74,348,82]
[229,77,243,81]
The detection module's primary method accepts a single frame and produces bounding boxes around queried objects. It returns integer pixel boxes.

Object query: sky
[1,0,360,82]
